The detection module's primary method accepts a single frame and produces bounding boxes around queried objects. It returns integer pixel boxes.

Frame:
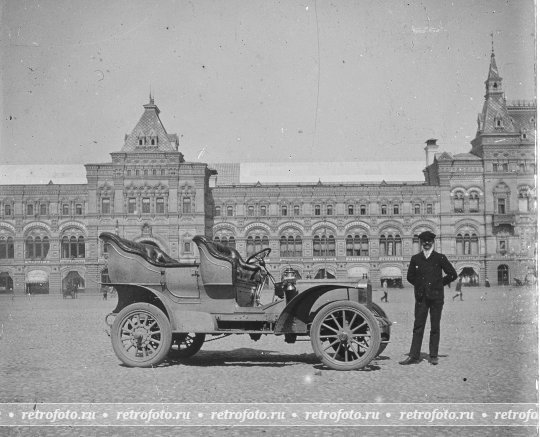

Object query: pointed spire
[487,47,501,82]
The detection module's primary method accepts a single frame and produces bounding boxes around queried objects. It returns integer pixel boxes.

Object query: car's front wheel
[310,301,381,371]
[111,303,172,368]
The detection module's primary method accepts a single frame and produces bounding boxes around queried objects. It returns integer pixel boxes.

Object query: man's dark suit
[406,250,457,360]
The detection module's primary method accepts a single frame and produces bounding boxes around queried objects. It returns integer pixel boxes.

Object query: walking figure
[380,280,388,303]
[452,277,463,301]
[25,284,32,301]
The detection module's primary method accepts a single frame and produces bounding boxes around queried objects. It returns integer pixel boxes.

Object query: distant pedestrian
[452,277,463,301]
[25,285,32,301]
[102,286,108,300]
[399,231,457,366]
[380,280,388,303]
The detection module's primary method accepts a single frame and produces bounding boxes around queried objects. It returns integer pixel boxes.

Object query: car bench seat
[99,232,183,268]
[193,235,260,305]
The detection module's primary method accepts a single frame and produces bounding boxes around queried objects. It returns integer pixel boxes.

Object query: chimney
[424,138,439,166]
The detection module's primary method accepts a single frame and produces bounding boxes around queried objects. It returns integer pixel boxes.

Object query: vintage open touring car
[100,232,391,371]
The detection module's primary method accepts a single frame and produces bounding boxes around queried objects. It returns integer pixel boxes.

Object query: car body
[100,232,391,370]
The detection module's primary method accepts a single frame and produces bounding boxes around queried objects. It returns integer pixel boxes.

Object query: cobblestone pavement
[0,285,537,436]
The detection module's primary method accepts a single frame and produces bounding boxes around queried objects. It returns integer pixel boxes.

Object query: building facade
[0,51,536,294]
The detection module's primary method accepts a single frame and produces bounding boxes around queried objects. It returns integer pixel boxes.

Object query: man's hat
[419,231,436,241]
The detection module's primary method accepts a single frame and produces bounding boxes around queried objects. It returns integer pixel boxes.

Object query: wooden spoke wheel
[310,301,381,371]
[111,303,172,368]
[169,333,206,358]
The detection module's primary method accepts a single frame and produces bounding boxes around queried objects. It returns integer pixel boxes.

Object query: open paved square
[0,285,537,436]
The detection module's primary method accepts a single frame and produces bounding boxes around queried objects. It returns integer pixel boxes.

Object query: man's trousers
[409,298,444,359]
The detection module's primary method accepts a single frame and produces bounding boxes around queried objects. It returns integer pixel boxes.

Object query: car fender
[274,284,367,334]
[111,283,173,322]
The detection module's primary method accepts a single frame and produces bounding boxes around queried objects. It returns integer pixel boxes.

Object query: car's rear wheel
[111,303,172,368]
[311,301,381,371]
[169,333,205,358]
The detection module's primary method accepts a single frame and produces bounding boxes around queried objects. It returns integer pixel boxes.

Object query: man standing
[400,231,457,366]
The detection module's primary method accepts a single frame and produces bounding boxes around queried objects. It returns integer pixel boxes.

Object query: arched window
[228,236,236,249]
[293,205,300,216]
[0,237,14,259]
[314,205,321,216]
[381,234,401,256]
[313,236,321,256]
[348,204,354,215]
[456,234,463,255]
[246,236,254,255]
[456,232,478,255]
[260,205,267,216]
[327,205,333,215]
[247,205,254,216]
[280,235,300,258]
[381,205,387,215]
[469,192,480,212]
[346,234,369,256]
[61,235,85,259]
[414,203,421,214]
[215,206,221,216]
[454,191,464,213]
[25,234,50,260]
[227,206,233,216]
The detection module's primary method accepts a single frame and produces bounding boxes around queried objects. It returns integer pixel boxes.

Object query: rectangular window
[62,204,70,215]
[348,205,354,215]
[502,163,508,171]
[426,203,433,214]
[497,198,506,214]
[281,205,288,216]
[40,204,47,215]
[128,198,136,214]
[182,198,191,214]
[393,204,399,214]
[327,205,333,215]
[26,204,34,215]
[184,242,191,253]
[314,205,321,216]
[493,163,498,172]
[156,197,165,213]
[127,169,131,176]
[142,198,150,213]
[227,206,233,216]
[294,205,300,216]
[414,204,421,214]
[260,205,266,216]
[4,204,11,216]
[247,206,254,216]
[381,205,387,215]
[75,204,83,215]
[360,205,366,215]
[519,163,525,172]
[101,198,110,214]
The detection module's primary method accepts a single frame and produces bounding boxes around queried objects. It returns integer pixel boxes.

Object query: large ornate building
[0,51,536,294]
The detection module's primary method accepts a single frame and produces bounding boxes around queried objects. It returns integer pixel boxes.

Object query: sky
[0,0,536,166]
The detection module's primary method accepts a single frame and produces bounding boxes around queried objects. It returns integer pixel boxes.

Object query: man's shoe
[429,357,439,365]
[399,357,422,365]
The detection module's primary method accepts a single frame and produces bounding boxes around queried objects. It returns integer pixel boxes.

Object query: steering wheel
[246,248,271,264]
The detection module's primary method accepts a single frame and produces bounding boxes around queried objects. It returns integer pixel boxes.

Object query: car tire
[310,301,381,371]
[111,302,172,368]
